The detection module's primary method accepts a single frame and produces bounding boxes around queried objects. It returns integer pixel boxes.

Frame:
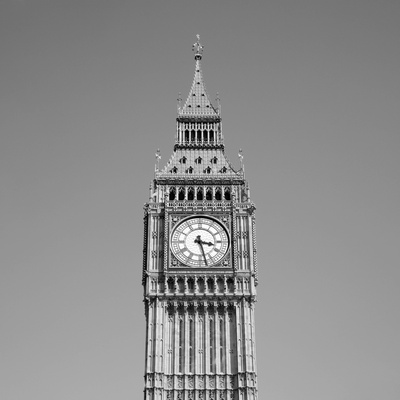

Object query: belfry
[142,36,259,400]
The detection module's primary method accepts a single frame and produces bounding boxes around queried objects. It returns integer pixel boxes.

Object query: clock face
[171,216,229,267]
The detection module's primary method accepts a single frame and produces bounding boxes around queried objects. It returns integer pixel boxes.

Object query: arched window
[195,156,202,164]
[197,130,202,142]
[197,278,205,293]
[204,166,212,174]
[207,278,214,292]
[188,187,194,201]
[227,278,234,293]
[217,278,224,293]
[206,187,212,200]
[197,187,203,200]
[209,130,214,142]
[224,188,231,200]
[178,278,185,293]
[167,278,174,293]
[215,188,222,201]
[186,166,194,174]
[187,278,195,293]
[220,166,227,173]
[211,156,218,164]
[170,166,178,174]
[178,187,185,201]
[169,187,176,200]
[203,131,208,142]
[191,130,196,142]
[179,318,184,372]
[179,156,187,164]
[209,317,214,373]
[189,318,194,373]
[185,130,189,142]
[219,318,224,373]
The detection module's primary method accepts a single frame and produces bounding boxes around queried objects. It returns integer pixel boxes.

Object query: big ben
[142,36,258,400]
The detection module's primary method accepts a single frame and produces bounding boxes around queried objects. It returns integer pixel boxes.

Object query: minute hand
[195,235,208,266]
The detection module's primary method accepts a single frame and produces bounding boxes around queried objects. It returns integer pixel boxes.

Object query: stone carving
[198,376,204,388]
[167,376,173,388]
[209,376,215,388]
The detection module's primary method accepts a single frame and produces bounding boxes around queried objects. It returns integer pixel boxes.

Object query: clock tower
[142,36,259,400]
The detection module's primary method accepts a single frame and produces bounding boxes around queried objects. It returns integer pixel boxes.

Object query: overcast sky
[1,1,399,399]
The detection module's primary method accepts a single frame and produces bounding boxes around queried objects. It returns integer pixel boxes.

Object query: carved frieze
[167,376,173,389]
[209,376,215,388]
[177,376,183,388]
[198,376,204,388]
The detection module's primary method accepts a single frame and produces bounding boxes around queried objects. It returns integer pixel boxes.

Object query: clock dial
[171,216,229,267]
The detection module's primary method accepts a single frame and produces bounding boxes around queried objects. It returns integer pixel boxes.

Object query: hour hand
[195,236,213,247]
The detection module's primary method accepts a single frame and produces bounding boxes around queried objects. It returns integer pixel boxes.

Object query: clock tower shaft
[142,36,259,400]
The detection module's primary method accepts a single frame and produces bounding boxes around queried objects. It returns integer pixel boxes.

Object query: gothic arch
[187,187,194,201]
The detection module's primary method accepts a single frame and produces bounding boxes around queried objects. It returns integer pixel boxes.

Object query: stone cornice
[176,116,221,123]
[173,143,224,151]
[155,176,245,185]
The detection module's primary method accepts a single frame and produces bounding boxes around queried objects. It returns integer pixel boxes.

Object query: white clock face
[171,217,229,267]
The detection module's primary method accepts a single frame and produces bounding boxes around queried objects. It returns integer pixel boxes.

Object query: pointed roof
[155,36,244,183]
[178,35,219,118]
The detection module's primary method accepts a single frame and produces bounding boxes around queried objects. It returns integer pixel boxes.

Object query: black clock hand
[195,235,208,266]
[194,236,213,247]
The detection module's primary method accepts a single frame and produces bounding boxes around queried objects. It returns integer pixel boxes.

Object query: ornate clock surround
[169,212,232,270]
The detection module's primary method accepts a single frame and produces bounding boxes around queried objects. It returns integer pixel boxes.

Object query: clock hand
[198,239,214,247]
[195,235,208,266]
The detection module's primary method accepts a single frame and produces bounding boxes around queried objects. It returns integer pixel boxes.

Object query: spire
[178,35,219,118]
[157,36,243,181]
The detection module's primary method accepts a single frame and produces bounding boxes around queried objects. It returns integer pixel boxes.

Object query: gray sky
[1,1,399,399]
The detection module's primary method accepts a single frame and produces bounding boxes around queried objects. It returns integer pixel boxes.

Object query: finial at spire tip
[192,34,203,60]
